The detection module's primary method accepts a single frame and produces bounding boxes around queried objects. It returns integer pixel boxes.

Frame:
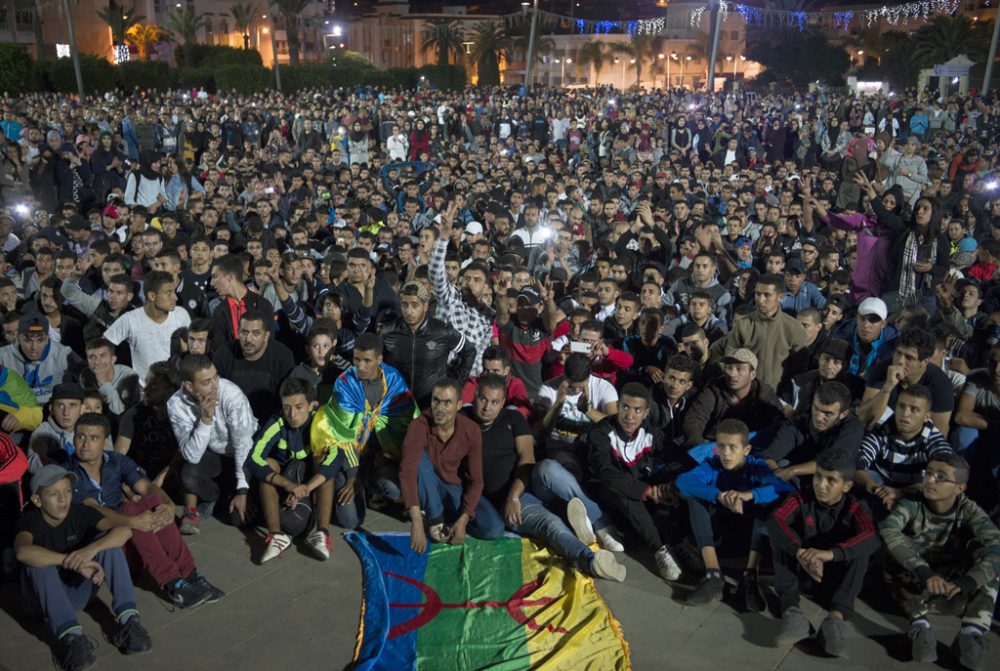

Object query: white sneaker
[591,549,627,582]
[595,526,625,553]
[654,545,682,582]
[566,498,596,544]
[307,529,332,560]
[260,532,291,563]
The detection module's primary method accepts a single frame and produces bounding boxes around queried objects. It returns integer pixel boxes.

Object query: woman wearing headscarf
[855,171,949,315]
[90,131,127,203]
[124,149,167,211]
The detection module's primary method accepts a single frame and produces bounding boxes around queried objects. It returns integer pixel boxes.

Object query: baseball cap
[465,221,484,236]
[51,382,85,401]
[65,214,88,231]
[735,236,752,249]
[857,297,888,321]
[18,313,48,335]
[30,464,77,495]
[722,348,758,369]
[517,287,541,306]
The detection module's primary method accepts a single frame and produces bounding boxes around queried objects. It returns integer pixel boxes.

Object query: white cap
[857,297,887,321]
[465,221,484,235]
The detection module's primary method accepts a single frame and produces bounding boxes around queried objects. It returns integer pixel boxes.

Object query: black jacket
[760,413,866,467]
[380,316,475,407]
[681,379,784,447]
[585,416,662,502]
[209,291,275,347]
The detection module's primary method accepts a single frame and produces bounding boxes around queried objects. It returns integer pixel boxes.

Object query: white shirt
[104,306,190,379]
[167,378,257,490]
[537,375,619,445]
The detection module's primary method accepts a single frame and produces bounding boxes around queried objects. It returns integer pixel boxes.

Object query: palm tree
[469,21,509,87]
[271,0,312,65]
[125,23,166,61]
[578,41,611,85]
[421,19,464,66]
[96,2,144,46]
[909,15,992,67]
[228,2,258,50]
[610,33,662,88]
[167,6,209,67]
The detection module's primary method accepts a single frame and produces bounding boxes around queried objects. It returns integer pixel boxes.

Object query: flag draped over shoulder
[310,364,419,464]
[0,365,42,431]
[346,532,631,671]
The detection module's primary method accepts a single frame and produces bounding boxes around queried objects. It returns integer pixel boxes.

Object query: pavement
[1,509,997,671]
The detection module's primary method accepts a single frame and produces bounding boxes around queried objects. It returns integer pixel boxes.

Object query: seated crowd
[0,82,999,671]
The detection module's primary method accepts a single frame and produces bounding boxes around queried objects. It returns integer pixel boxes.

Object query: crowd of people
[1,79,999,671]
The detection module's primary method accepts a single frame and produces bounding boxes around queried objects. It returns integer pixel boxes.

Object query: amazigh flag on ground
[346,532,631,671]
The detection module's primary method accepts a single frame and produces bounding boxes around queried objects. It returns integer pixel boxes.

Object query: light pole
[264,9,282,93]
[657,53,665,89]
[60,0,84,99]
[629,58,636,88]
[523,0,540,89]
[985,7,1000,94]
[669,52,677,88]
[707,0,722,93]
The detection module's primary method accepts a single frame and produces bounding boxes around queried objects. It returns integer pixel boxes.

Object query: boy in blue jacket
[676,418,792,609]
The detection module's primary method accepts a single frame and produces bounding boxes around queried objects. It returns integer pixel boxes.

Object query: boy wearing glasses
[880,454,1000,671]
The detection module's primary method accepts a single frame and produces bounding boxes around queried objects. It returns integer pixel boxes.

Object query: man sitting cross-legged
[463,373,626,581]
[68,412,223,608]
[768,447,880,658]
[880,453,1000,671]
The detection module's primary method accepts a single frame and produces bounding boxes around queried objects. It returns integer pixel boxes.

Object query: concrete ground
[1,510,997,671]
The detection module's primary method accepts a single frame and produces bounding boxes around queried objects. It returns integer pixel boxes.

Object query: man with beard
[463,374,626,578]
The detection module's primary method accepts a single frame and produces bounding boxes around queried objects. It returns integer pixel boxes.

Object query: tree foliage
[909,15,992,66]
[228,2,258,49]
[469,21,508,87]
[421,19,464,66]
[125,23,168,61]
[272,0,312,66]
[746,29,849,87]
[96,2,144,44]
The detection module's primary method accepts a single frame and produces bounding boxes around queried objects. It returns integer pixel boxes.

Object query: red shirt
[400,412,484,518]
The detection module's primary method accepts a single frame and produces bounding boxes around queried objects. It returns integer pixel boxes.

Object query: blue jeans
[530,458,608,529]
[334,454,402,530]
[511,492,593,573]
[21,548,137,639]
[417,452,504,540]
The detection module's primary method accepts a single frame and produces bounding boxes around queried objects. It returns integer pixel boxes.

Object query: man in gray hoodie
[0,313,83,404]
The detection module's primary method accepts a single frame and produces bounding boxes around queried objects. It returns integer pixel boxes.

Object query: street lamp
[669,51,677,88]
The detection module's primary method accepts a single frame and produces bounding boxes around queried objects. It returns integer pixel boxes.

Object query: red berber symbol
[385,571,568,639]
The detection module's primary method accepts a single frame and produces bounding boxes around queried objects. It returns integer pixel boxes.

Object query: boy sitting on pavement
[879,453,1000,671]
[251,377,354,563]
[15,465,152,671]
[768,447,880,657]
[68,413,224,608]
[675,418,793,610]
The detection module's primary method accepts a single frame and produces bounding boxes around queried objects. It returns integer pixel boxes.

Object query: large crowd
[1,80,1000,671]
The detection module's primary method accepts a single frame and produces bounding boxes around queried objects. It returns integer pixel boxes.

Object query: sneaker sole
[592,549,627,582]
[567,498,596,545]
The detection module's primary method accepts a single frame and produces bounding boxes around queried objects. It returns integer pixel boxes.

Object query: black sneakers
[190,570,226,603]
[166,577,208,608]
[738,570,766,613]
[688,573,725,605]
[58,634,96,671]
[112,616,152,655]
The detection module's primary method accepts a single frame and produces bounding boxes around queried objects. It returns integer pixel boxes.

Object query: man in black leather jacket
[380,282,475,409]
